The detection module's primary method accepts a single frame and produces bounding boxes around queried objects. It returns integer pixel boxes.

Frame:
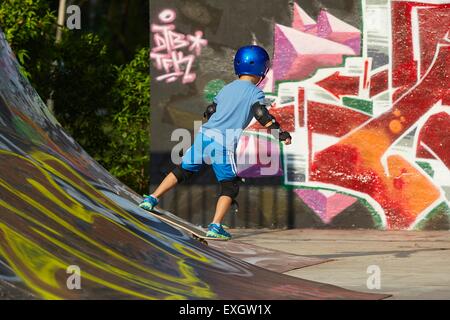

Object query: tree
[0,0,56,94]
[51,31,117,162]
[106,48,150,193]
[66,0,149,65]
[0,0,151,194]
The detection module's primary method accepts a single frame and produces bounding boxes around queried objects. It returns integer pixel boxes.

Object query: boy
[140,45,292,240]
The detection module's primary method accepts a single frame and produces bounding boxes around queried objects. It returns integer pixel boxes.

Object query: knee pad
[219,179,240,199]
[172,166,194,183]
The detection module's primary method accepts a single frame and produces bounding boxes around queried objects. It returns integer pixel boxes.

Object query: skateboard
[145,206,229,245]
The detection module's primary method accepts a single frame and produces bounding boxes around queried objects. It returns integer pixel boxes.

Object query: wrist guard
[279,131,292,142]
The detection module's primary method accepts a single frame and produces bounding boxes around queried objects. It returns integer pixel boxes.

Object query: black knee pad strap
[219,179,240,199]
[172,166,194,183]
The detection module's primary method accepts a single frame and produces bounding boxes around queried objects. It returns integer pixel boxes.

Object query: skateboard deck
[146,206,229,244]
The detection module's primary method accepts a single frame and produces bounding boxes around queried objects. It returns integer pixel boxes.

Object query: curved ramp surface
[0,30,387,300]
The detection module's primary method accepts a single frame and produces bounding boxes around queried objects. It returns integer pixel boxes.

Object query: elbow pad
[203,103,217,120]
[251,102,280,130]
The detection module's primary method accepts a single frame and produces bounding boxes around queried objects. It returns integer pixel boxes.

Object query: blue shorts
[181,132,237,182]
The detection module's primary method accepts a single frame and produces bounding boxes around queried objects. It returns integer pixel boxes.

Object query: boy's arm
[251,102,292,144]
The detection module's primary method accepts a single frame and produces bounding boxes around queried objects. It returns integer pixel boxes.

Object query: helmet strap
[256,77,264,87]
[256,68,269,87]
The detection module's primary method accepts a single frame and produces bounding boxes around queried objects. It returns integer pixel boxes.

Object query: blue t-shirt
[202,79,265,150]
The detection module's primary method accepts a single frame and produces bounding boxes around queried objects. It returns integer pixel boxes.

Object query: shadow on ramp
[209,240,332,273]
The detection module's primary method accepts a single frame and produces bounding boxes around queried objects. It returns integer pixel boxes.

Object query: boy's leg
[207,179,239,240]
[207,147,239,240]
[212,177,240,224]
[139,172,179,211]
[151,172,178,199]
[212,195,233,224]
[211,147,239,223]
[152,162,199,198]
[140,134,204,211]
[140,165,198,211]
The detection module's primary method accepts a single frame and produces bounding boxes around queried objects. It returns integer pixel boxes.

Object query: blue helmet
[234,45,270,78]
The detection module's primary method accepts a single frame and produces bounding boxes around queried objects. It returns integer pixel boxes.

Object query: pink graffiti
[151,9,208,84]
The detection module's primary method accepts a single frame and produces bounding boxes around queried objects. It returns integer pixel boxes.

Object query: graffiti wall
[150,0,450,230]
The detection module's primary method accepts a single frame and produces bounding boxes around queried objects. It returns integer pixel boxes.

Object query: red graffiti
[315,72,360,99]
[307,101,370,137]
[369,70,389,98]
[391,1,450,101]
[310,39,449,229]
[416,112,450,169]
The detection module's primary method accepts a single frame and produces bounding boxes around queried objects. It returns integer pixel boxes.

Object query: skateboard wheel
[192,234,208,246]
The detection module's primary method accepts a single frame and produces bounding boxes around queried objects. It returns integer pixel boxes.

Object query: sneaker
[206,223,232,240]
[139,194,159,211]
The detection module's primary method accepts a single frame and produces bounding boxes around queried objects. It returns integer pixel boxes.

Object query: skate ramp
[0,30,388,300]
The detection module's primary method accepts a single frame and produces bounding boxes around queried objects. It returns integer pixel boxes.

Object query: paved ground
[229,229,450,299]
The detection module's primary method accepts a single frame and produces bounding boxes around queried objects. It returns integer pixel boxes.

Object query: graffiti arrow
[316,71,359,99]
[310,40,450,229]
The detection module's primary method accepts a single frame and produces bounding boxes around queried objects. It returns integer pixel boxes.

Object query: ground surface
[229,229,450,299]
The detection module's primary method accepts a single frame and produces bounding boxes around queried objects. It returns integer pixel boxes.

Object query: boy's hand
[284,137,292,145]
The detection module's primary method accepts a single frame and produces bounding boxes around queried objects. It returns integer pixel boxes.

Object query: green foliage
[0,0,151,194]
[51,31,117,162]
[0,0,56,88]
[105,48,150,193]
[0,0,55,51]
[70,0,149,65]
[204,79,225,103]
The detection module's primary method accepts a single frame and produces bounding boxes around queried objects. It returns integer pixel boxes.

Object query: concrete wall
[150,0,450,230]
